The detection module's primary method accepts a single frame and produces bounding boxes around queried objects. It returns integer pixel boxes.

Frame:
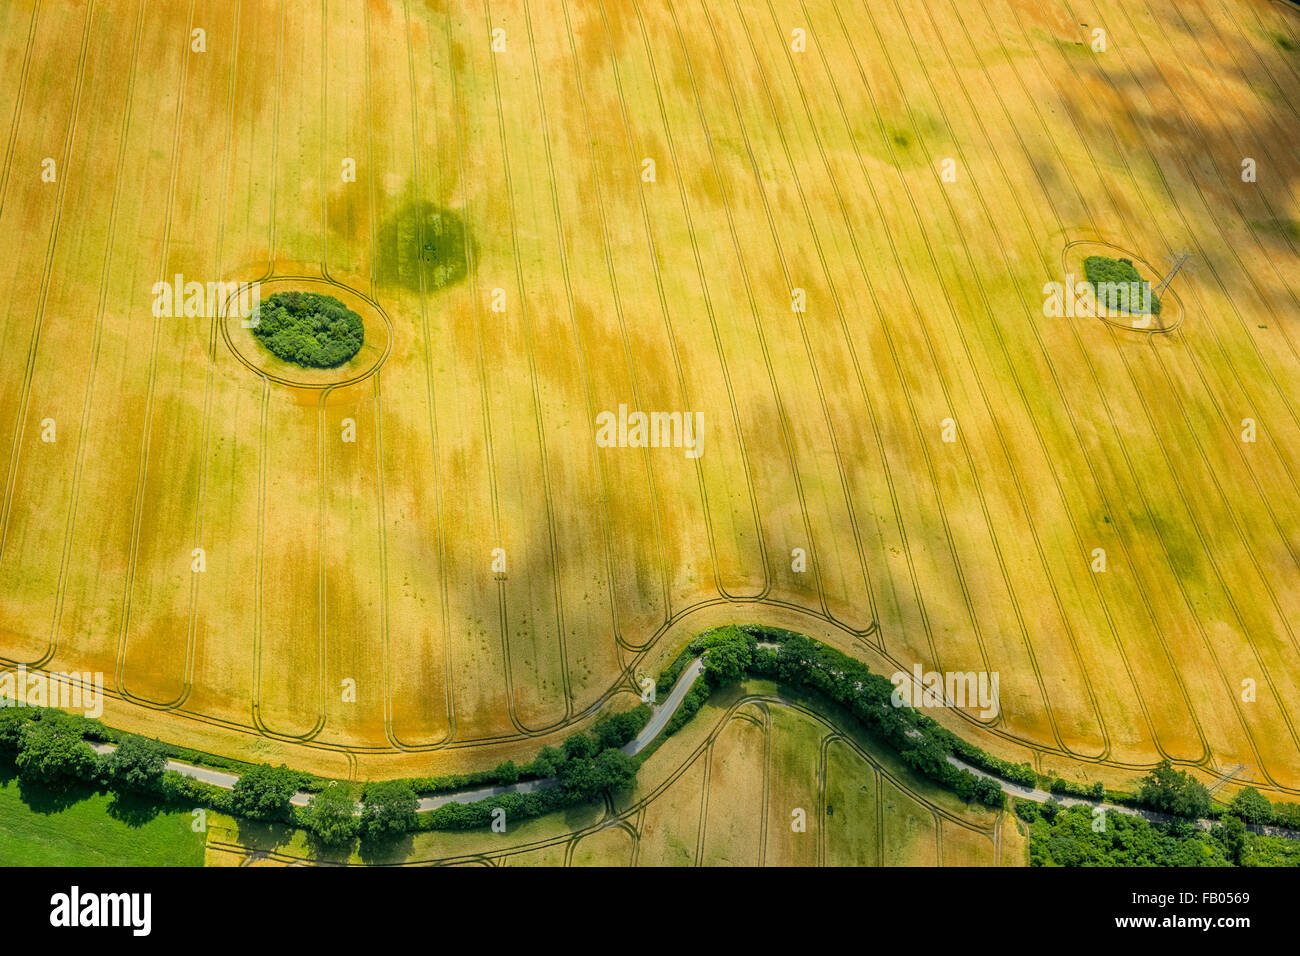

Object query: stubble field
[2,0,1300,815]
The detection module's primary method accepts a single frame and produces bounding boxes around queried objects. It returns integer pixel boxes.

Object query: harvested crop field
[1,0,1300,809]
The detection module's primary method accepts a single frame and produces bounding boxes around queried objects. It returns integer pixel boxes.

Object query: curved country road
[93,657,1300,838]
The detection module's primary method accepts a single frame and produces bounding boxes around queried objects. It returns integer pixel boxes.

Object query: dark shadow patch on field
[374,198,471,293]
[1031,4,1300,269]
[302,832,357,863]
[0,757,85,812]
[1251,217,1300,247]
[358,831,415,865]
[15,776,94,814]
[231,818,296,854]
[105,790,164,827]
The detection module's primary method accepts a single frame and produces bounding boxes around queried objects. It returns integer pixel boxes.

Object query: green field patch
[0,761,204,867]
[1252,217,1300,244]
[374,198,470,293]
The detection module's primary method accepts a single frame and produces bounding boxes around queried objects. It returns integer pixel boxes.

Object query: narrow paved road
[89,661,703,814]
[90,663,1300,839]
[622,659,705,756]
[947,755,1183,826]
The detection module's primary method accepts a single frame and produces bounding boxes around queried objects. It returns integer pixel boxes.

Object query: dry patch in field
[0,0,1299,816]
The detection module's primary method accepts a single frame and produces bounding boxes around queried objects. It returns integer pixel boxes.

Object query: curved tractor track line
[852,0,1111,760]
[660,0,836,633]
[12,0,1298,795]
[200,690,1005,867]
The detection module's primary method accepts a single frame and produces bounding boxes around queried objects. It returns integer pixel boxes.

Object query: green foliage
[102,736,167,794]
[1013,798,1040,822]
[1217,815,1247,865]
[592,705,652,750]
[972,776,1004,808]
[0,707,111,754]
[251,291,364,368]
[390,764,533,796]
[1136,760,1213,819]
[1083,255,1161,316]
[1270,800,1300,830]
[493,760,520,786]
[1030,804,1229,867]
[1048,775,1107,802]
[593,748,638,790]
[557,757,599,797]
[663,674,711,737]
[694,626,756,687]
[166,770,235,812]
[231,763,303,822]
[655,647,695,698]
[305,783,358,847]
[360,780,417,841]
[420,784,580,832]
[1229,786,1273,826]
[562,731,598,761]
[1239,832,1300,866]
[747,634,1002,807]
[529,746,566,779]
[0,709,30,752]
[558,748,638,801]
[949,735,1037,788]
[14,720,97,786]
[737,623,801,644]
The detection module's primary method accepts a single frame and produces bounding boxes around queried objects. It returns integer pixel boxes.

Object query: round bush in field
[251,291,365,368]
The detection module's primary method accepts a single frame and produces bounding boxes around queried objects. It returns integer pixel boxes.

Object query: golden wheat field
[2,0,1300,815]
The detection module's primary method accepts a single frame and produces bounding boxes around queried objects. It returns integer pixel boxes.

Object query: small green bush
[251,291,365,368]
[1083,255,1161,316]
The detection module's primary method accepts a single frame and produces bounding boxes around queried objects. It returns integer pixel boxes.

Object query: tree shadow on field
[303,831,358,865]
[233,818,296,855]
[105,789,163,827]
[1035,3,1300,273]
[358,831,415,866]
[374,197,471,294]
[16,775,96,815]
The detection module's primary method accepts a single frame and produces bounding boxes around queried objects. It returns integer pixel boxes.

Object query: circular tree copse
[250,291,365,369]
